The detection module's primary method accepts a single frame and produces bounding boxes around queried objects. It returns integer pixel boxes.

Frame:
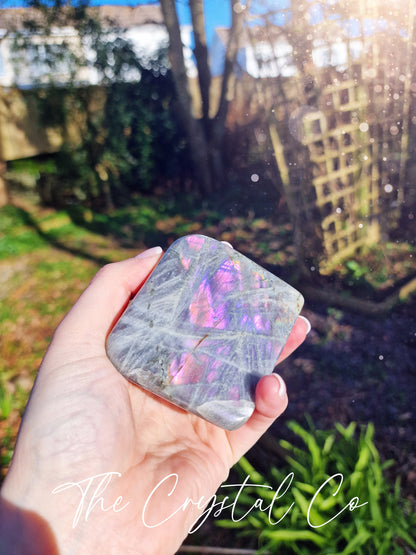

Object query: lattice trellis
[362,4,415,233]
[252,0,416,273]
[270,79,380,272]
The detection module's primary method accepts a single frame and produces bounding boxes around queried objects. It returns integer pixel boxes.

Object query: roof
[0,7,45,29]
[97,4,163,27]
[0,4,163,31]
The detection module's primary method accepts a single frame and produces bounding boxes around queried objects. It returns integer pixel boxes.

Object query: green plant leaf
[261,528,327,546]
[218,420,416,552]
[340,528,372,554]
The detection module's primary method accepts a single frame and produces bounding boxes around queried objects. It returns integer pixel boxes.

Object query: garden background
[0,0,415,552]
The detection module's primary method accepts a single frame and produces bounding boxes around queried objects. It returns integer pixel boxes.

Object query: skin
[0,248,309,554]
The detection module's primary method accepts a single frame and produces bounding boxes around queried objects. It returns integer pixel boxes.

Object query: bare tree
[159,0,246,193]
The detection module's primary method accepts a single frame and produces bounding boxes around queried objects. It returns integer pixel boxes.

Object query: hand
[0,247,309,555]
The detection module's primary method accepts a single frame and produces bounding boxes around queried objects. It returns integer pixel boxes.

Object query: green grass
[339,242,416,294]
[0,428,14,469]
[0,387,13,420]
[0,303,14,323]
[0,206,47,259]
[0,205,92,260]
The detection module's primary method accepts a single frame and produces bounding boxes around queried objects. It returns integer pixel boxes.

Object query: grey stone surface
[106,235,304,430]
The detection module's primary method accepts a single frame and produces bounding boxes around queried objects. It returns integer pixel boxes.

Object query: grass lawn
[0,203,106,476]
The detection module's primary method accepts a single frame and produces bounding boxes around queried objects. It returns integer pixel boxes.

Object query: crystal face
[106,235,304,430]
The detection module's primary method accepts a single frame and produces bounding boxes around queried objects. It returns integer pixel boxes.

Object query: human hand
[0,247,309,554]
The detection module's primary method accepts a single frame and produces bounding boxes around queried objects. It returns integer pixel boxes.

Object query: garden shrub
[216,419,416,554]
[35,74,188,210]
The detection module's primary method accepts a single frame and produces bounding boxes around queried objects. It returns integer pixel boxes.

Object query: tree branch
[189,0,211,125]
[213,0,247,143]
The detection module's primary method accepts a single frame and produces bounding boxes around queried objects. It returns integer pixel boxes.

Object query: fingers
[251,373,288,428]
[54,247,163,348]
[228,314,310,462]
[276,314,310,364]
[228,373,288,463]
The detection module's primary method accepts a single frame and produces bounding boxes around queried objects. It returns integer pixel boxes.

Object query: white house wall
[210,27,365,79]
[0,27,89,88]
[0,34,14,87]
[0,22,196,88]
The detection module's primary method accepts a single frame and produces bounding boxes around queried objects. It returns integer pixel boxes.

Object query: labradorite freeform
[106,235,304,430]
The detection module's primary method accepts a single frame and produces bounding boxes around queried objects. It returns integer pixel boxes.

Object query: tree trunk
[160,0,246,194]
[189,0,211,126]
[160,0,213,194]
[0,162,9,207]
[209,0,246,187]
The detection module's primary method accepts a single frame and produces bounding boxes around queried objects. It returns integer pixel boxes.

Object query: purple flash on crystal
[106,235,304,430]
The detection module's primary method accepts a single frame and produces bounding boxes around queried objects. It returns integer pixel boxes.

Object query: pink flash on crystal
[253,314,270,332]
[181,255,191,270]
[207,370,217,383]
[189,278,215,327]
[213,260,238,294]
[253,314,263,330]
[229,385,240,400]
[189,271,230,329]
[186,235,205,251]
[169,353,205,384]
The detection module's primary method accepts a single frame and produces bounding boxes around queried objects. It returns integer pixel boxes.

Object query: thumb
[48,247,163,361]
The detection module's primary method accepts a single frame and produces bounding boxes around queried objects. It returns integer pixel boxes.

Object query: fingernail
[273,373,287,398]
[299,315,311,335]
[135,246,163,260]
[221,241,233,249]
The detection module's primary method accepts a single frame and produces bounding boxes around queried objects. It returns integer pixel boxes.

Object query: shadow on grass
[10,205,113,266]
[65,201,184,251]
[3,194,227,267]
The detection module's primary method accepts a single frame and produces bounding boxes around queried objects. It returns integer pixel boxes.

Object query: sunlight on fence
[247,0,415,274]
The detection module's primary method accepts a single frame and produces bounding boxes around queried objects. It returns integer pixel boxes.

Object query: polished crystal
[106,235,303,430]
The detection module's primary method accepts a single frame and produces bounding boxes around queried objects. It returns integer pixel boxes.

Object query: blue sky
[175,0,231,44]
[1,0,232,44]
[1,1,385,43]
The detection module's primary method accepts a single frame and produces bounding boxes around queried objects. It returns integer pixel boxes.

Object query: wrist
[0,494,59,554]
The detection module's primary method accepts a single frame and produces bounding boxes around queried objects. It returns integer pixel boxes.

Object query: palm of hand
[27,350,234,553]
[2,253,305,554]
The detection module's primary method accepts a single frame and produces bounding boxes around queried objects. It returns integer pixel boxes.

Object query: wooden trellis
[270,79,380,273]
[362,4,415,233]
[247,0,416,274]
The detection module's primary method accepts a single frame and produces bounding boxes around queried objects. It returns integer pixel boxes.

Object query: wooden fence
[269,78,381,273]
[246,0,416,274]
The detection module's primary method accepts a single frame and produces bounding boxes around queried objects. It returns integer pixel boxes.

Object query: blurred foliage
[336,243,416,297]
[35,78,189,210]
[10,0,189,210]
[0,428,14,471]
[0,386,13,421]
[217,419,416,554]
